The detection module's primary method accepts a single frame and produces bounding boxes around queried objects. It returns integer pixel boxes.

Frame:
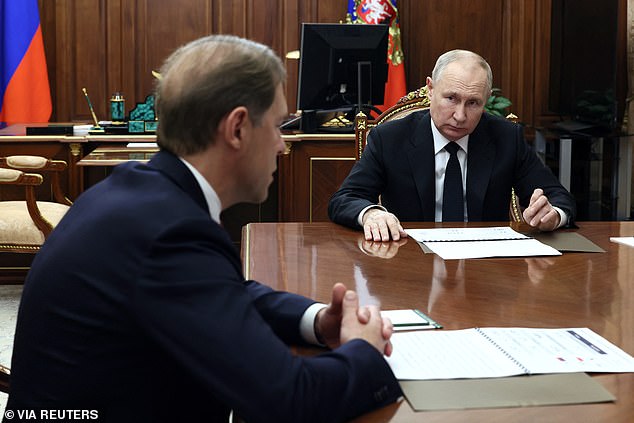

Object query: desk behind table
[76,133,355,245]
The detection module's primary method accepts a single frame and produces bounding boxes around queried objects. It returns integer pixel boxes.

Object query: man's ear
[222,106,250,150]
[425,77,433,96]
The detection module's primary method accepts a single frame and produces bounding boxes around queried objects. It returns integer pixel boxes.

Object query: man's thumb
[342,290,358,316]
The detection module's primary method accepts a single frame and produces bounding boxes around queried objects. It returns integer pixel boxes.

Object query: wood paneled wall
[39,0,626,133]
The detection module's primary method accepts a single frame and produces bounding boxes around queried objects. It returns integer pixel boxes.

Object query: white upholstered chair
[0,155,72,254]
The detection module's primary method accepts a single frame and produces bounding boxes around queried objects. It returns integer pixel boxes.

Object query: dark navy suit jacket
[329,111,576,228]
[6,150,401,423]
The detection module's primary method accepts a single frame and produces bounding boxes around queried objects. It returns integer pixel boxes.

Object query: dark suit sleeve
[244,279,316,345]
[328,128,388,229]
[134,219,401,423]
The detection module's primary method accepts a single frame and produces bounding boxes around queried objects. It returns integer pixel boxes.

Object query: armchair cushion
[6,155,48,169]
[0,201,69,245]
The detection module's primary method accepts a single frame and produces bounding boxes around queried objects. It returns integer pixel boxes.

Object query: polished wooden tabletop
[242,221,634,423]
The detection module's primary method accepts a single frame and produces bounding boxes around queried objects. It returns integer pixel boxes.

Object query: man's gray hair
[155,35,286,156]
[431,49,493,94]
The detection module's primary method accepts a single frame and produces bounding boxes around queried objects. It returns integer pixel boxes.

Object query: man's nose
[453,104,467,122]
[276,136,286,155]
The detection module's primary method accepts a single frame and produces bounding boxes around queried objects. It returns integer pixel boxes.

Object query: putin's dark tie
[442,142,464,222]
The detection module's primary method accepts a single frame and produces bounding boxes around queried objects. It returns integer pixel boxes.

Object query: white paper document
[405,226,562,259]
[609,237,634,248]
[385,327,634,380]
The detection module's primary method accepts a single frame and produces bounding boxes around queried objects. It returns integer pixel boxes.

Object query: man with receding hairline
[5,35,401,423]
[329,49,576,241]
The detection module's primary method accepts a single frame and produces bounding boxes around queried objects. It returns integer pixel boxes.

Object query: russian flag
[1,0,52,127]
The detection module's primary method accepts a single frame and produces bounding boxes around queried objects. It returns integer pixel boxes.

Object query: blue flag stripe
[0,0,42,103]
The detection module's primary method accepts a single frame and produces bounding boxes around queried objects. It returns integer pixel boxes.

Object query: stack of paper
[405,226,562,260]
[610,237,634,248]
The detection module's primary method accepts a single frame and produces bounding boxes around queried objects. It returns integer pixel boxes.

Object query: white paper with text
[385,327,634,380]
[405,227,562,259]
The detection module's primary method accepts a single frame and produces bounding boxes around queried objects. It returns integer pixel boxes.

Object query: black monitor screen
[297,23,389,113]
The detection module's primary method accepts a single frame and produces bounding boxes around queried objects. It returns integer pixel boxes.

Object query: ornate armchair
[353,87,523,223]
[354,86,431,160]
[0,155,72,261]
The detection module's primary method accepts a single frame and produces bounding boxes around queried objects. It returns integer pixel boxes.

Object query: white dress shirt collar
[430,117,469,154]
[179,157,222,224]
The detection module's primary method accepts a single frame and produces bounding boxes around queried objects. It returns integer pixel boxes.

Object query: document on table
[385,327,634,380]
[405,226,562,259]
[610,236,634,247]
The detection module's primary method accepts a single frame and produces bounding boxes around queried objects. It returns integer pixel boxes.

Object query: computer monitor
[296,23,389,117]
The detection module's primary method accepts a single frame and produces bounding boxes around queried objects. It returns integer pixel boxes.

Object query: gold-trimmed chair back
[354,86,430,160]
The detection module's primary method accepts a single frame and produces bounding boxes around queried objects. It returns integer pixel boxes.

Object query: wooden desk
[241,221,634,422]
[0,132,85,199]
[1,125,354,244]
[75,133,354,245]
[0,123,158,199]
[78,132,356,223]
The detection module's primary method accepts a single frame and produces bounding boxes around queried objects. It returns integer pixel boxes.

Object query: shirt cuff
[357,204,388,226]
[300,303,328,346]
[553,206,568,228]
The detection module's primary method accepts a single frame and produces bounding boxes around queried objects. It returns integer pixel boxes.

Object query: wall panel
[400,1,504,97]
[38,0,626,134]
[215,0,247,36]
[135,0,213,100]
[62,0,108,123]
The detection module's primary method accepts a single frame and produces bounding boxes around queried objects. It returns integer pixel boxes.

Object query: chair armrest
[0,168,43,186]
[0,168,54,236]
[509,187,524,223]
[2,155,72,206]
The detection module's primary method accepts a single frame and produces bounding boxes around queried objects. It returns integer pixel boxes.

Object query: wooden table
[241,221,634,422]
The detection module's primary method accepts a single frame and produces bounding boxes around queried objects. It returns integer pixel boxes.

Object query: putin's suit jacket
[6,150,401,423]
[329,110,576,228]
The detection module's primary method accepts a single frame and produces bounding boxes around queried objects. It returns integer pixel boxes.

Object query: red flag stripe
[0,25,52,124]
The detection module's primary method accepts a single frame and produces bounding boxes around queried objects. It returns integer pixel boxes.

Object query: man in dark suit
[329,49,575,241]
[5,35,401,423]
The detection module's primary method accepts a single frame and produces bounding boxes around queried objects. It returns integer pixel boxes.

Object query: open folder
[400,373,615,411]
[387,327,632,411]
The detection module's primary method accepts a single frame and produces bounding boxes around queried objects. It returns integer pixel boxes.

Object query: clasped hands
[314,283,394,356]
